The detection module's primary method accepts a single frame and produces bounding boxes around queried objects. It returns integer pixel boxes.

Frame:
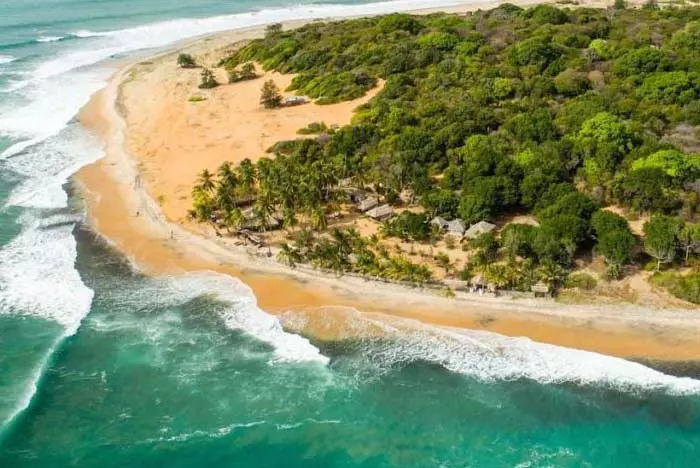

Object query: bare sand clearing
[124,55,381,223]
[76,2,700,361]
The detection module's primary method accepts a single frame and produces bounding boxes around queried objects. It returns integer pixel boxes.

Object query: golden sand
[76,7,699,362]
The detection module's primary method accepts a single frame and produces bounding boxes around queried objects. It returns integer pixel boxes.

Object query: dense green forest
[192,4,700,301]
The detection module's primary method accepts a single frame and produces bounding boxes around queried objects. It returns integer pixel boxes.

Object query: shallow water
[1,1,699,466]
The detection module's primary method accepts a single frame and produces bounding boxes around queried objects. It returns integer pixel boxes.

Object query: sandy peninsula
[76,0,700,362]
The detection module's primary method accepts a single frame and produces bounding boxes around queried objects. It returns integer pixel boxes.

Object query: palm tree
[196,169,216,194]
[485,263,509,290]
[310,207,327,232]
[237,159,256,198]
[254,198,274,232]
[217,161,238,190]
[537,260,567,293]
[277,243,302,268]
[282,206,298,231]
[226,207,244,232]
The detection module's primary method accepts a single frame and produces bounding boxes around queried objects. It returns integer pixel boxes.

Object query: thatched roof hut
[357,196,378,212]
[366,204,394,220]
[464,220,496,239]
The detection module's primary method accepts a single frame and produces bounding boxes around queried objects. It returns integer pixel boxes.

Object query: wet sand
[75,4,700,362]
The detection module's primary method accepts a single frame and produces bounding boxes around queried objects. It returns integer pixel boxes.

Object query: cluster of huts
[429,218,497,240]
[353,191,499,240]
[355,195,394,221]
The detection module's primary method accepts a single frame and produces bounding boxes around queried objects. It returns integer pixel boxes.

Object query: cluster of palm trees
[278,228,433,283]
[189,154,341,233]
[461,234,568,293]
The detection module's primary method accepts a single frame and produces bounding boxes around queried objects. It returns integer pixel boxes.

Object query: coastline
[75,0,700,362]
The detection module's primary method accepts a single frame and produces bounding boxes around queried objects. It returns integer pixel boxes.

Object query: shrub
[177,53,196,68]
[260,79,282,108]
[651,272,700,304]
[566,272,598,290]
[297,122,329,135]
[199,68,218,89]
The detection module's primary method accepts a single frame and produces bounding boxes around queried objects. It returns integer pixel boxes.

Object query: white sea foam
[37,35,65,43]
[14,0,468,87]
[0,55,16,65]
[0,215,94,330]
[71,30,106,38]
[4,126,104,208]
[160,272,329,364]
[341,314,700,395]
[99,272,328,364]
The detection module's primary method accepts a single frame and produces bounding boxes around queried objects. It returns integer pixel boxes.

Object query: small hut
[446,219,467,237]
[357,196,378,212]
[366,204,394,221]
[464,220,496,239]
[430,216,448,230]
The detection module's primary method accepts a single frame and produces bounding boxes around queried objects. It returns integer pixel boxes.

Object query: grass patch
[651,272,700,304]
[565,272,598,290]
[297,121,328,135]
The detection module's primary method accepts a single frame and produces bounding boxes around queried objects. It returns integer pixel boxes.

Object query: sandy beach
[75,0,700,361]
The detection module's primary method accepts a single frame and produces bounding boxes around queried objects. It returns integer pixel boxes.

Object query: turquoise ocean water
[0,1,699,466]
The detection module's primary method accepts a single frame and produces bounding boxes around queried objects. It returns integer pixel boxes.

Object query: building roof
[357,196,378,212]
[446,219,467,235]
[366,204,394,220]
[430,216,448,228]
[464,220,497,239]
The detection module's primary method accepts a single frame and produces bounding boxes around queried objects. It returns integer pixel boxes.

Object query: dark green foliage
[291,70,377,104]
[637,71,700,105]
[177,53,196,68]
[652,272,700,304]
[591,211,635,274]
[422,189,459,219]
[228,62,258,83]
[200,6,700,278]
[198,68,218,89]
[265,23,283,37]
[614,47,671,78]
[260,79,282,108]
[501,223,537,260]
[613,168,678,213]
[527,5,570,25]
[382,212,431,241]
[297,122,329,135]
[377,13,424,35]
[643,215,681,270]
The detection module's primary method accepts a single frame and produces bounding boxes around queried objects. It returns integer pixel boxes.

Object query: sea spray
[291,308,700,395]
[96,271,330,364]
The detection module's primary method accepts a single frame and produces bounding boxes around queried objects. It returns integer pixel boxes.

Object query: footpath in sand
[76,18,700,363]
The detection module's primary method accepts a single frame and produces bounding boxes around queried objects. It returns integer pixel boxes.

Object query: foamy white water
[4,126,104,208]
[37,36,66,43]
[0,55,16,65]
[351,315,700,395]
[0,215,94,329]
[159,272,329,364]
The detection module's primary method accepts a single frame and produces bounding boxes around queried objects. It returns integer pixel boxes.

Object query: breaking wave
[36,35,66,43]
[320,311,700,395]
[122,272,330,365]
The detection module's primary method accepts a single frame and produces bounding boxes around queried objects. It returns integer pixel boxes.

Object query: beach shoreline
[75,0,700,361]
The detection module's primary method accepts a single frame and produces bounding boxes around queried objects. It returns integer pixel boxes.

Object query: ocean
[0,0,699,466]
